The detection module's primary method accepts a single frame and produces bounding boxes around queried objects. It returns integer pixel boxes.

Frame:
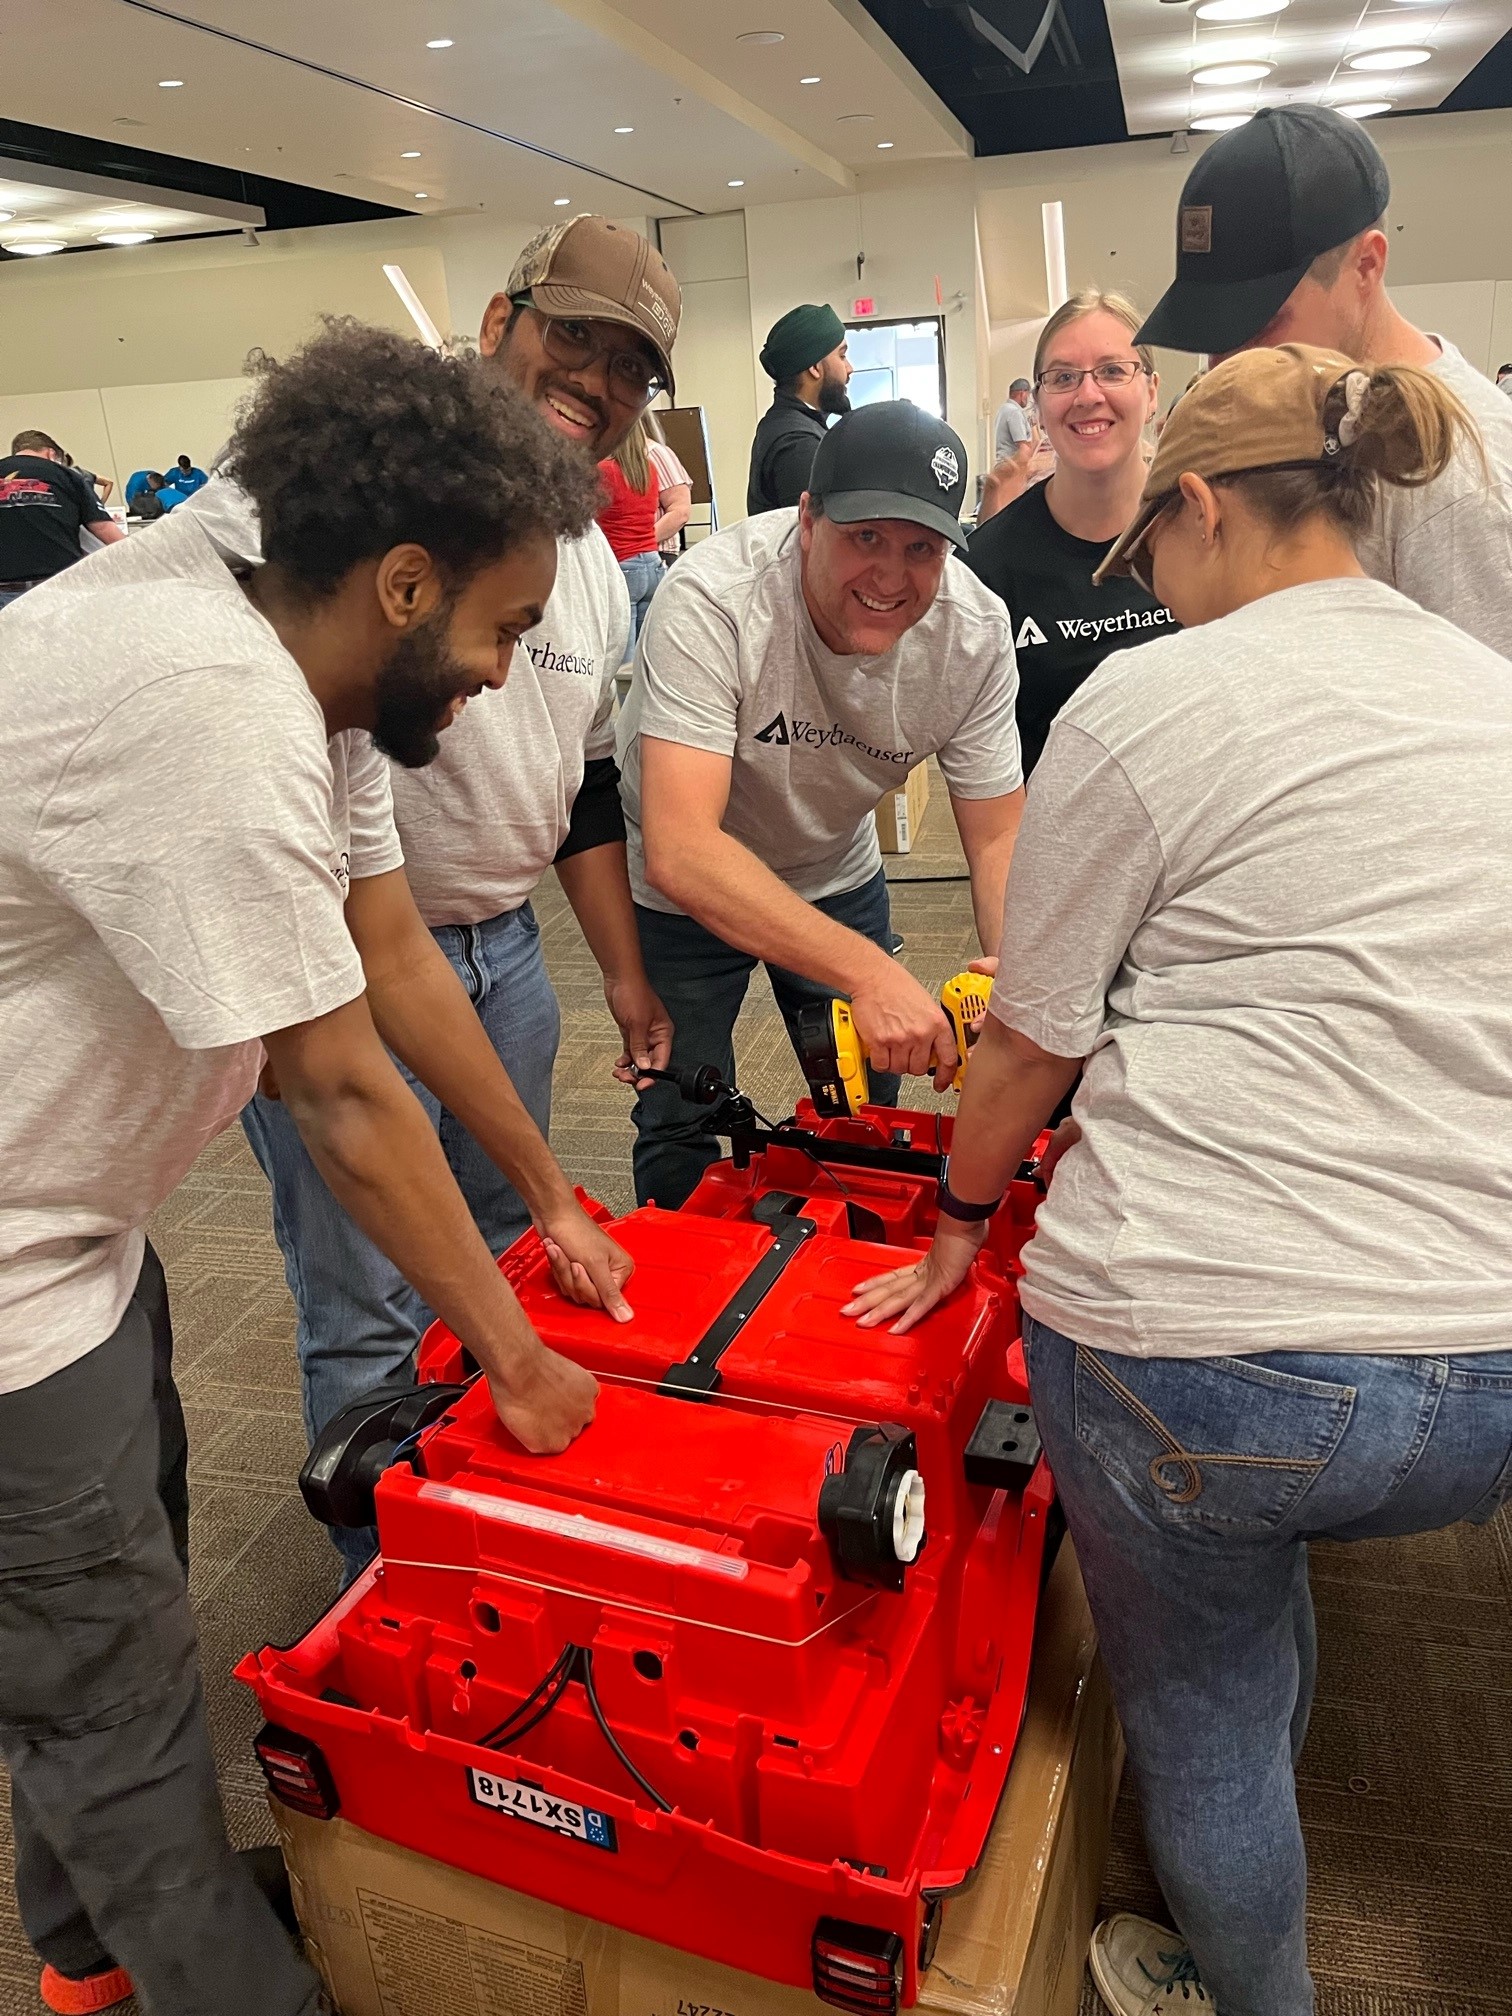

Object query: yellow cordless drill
[795,970,993,1119]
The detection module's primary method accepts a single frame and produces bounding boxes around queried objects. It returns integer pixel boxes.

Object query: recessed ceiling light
[414,191,430,199]
[401,150,421,158]
[614,125,634,133]
[6,240,66,255]
[1348,44,1432,68]
[1194,0,1287,19]
[0,211,12,225]
[800,75,821,84]
[1191,112,1253,130]
[158,78,184,87]
[553,196,571,206]
[728,179,746,187]
[1339,99,1393,116]
[737,30,785,43]
[425,38,453,49]
[837,112,875,123]
[1192,60,1273,85]
[877,140,895,149]
[98,230,155,245]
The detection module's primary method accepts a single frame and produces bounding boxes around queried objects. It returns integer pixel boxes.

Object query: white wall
[658,211,759,531]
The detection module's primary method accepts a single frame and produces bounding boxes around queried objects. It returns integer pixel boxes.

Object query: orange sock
[39,1963,135,2013]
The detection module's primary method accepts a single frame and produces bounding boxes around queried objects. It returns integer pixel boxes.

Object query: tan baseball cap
[507,215,681,396]
[1094,343,1361,584]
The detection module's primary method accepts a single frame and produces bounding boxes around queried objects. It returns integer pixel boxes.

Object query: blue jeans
[1022,1314,1512,2016]
[620,550,664,656]
[242,902,560,1579]
[631,866,900,1210]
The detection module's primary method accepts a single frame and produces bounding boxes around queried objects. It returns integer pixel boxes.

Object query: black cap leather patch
[1180,206,1214,254]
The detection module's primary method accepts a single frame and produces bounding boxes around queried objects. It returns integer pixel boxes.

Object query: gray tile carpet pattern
[3,796,1508,2012]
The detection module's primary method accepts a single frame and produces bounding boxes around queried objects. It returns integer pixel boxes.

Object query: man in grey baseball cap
[617,399,1027,1209]
[1141,104,1511,652]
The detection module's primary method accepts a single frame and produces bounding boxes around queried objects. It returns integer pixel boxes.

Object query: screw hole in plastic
[633,1651,664,1681]
[474,1602,501,1633]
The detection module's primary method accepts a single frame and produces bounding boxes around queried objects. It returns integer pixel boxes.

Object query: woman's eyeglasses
[1124,493,1177,598]
[1036,360,1150,397]
[522,300,667,407]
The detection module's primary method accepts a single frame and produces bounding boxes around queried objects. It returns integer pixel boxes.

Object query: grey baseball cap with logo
[1138,105,1392,357]
[808,400,970,550]
[507,214,682,395]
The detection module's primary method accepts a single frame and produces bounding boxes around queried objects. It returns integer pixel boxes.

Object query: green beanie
[759,303,846,385]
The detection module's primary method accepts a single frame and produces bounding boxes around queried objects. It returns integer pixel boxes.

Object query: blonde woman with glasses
[966,291,1177,777]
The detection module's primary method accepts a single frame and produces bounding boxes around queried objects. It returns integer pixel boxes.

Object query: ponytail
[1216,360,1484,540]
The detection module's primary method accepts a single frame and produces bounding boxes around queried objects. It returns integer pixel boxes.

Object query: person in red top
[597,418,665,655]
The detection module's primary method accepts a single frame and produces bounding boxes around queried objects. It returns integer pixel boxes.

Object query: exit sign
[852,296,876,317]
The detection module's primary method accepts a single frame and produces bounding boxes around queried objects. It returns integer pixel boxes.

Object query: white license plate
[468,1767,617,1851]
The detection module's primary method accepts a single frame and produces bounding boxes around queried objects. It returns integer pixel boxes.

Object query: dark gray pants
[0,1245,321,2014]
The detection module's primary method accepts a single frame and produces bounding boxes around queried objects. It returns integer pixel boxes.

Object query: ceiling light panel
[1105,0,1508,134]
[0,156,262,256]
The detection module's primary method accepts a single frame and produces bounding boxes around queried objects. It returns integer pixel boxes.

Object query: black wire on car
[478,1642,672,1814]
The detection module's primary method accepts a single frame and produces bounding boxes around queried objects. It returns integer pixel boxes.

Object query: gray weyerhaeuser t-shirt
[617,510,1022,913]
[184,481,631,928]
[0,502,397,1394]
[1356,337,1512,655]
[988,575,1512,1360]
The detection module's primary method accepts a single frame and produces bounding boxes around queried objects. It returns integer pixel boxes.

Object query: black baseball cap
[808,400,970,550]
[1138,106,1391,357]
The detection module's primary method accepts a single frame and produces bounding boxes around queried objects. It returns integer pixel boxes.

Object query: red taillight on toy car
[254,1723,339,1819]
[812,1920,903,2016]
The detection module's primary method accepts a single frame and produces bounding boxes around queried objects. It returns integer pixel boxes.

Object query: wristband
[937,1161,1003,1223]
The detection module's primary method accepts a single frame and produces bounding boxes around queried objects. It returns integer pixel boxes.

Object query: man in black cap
[1140,103,1511,653]
[620,400,1026,1208]
[747,303,854,515]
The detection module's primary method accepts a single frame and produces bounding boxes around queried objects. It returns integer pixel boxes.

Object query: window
[842,317,947,420]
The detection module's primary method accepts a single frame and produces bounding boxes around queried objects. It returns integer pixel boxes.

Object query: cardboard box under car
[875,765,930,855]
[272,1547,1123,2016]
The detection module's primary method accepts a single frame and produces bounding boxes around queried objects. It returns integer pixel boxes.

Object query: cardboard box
[875,766,930,855]
[273,1546,1122,2016]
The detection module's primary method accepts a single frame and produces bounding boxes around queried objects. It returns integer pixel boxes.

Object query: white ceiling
[0,0,969,235]
[1108,0,1512,138]
[0,155,261,257]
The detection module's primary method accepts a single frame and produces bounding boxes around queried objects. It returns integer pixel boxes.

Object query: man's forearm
[648,826,889,993]
[280,1060,546,1389]
[967,830,1017,958]
[366,936,574,1225]
[556,844,647,982]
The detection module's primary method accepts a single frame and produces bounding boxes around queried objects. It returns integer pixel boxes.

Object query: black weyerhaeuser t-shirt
[965,479,1177,776]
[0,455,111,583]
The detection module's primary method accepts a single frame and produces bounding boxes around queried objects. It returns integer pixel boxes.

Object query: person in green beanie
[746,303,853,516]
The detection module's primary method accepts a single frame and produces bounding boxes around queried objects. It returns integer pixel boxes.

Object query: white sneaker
[1089,1914,1215,2014]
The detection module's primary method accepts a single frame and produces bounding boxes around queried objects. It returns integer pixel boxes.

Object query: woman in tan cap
[846,347,1512,2016]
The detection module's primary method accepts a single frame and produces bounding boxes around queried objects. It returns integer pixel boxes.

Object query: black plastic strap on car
[659,1193,817,1399]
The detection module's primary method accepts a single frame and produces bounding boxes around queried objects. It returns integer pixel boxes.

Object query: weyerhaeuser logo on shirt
[753,712,913,766]
[526,636,597,679]
[1014,609,1173,649]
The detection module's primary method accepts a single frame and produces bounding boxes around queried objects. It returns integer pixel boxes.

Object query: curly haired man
[0,320,606,2016]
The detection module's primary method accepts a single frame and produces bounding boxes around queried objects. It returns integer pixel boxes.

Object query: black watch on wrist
[937,1158,1003,1223]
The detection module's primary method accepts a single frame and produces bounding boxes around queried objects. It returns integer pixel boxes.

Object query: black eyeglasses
[517,297,667,406]
[1125,493,1178,598]
[1036,360,1150,396]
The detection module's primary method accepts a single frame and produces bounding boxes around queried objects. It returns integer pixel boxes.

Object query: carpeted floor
[2,793,1509,2014]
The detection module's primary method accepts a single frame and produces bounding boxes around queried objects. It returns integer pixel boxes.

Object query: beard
[372,609,474,769]
[818,376,852,419]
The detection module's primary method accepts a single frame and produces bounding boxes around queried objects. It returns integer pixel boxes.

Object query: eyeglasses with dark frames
[516,296,667,407]
[1036,360,1151,397]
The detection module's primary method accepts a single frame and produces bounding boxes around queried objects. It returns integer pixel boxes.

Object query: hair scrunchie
[1324,369,1371,456]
